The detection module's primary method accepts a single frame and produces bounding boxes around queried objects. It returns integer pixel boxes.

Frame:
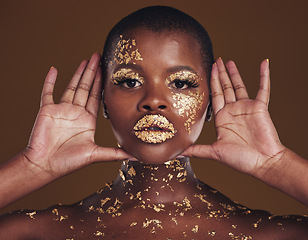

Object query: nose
[137,85,169,112]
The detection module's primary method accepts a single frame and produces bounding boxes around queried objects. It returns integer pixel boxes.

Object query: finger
[73,53,101,107]
[210,63,225,115]
[90,146,134,163]
[86,66,103,117]
[41,67,57,107]
[225,61,249,100]
[256,59,270,106]
[60,60,88,103]
[217,58,236,104]
[181,145,217,160]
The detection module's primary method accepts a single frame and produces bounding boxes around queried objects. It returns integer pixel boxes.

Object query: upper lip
[133,114,176,134]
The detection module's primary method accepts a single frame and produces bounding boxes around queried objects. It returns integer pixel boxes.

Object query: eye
[116,78,142,88]
[172,80,187,89]
[169,79,198,90]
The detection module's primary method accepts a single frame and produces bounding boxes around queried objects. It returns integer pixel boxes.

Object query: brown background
[0,0,307,215]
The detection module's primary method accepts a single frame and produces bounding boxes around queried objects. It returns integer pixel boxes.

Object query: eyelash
[169,79,199,89]
[113,77,143,88]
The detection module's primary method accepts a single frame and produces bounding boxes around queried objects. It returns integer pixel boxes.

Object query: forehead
[110,28,205,75]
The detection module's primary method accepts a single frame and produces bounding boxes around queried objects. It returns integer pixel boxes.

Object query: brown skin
[104,29,210,164]
[0,29,307,239]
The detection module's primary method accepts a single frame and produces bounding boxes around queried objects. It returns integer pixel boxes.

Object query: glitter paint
[111,68,144,85]
[133,114,177,143]
[113,35,143,65]
[172,91,204,133]
[166,71,201,86]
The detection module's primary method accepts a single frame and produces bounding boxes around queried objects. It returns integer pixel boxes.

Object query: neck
[112,158,201,204]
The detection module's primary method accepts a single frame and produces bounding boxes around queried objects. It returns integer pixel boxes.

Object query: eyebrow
[113,63,143,73]
[166,65,198,75]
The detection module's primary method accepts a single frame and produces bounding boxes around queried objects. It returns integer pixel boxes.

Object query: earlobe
[102,90,110,119]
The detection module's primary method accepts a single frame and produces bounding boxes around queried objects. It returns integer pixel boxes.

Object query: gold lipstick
[133,114,177,143]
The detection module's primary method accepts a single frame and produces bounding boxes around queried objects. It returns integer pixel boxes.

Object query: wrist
[20,148,56,183]
[254,145,288,183]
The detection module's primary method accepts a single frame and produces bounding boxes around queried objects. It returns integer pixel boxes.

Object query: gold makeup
[133,114,177,143]
[111,68,144,85]
[113,35,143,65]
[166,70,201,87]
[172,91,204,134]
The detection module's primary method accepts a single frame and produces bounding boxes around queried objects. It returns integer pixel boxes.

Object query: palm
[183,59,285,175]
[29,104,95,173]
[24,54,130,179]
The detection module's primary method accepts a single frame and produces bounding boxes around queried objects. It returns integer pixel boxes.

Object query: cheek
[172,91,205,134]
[104,89,135,141]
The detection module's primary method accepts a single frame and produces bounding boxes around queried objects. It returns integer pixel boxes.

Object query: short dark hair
[101,6,214,81]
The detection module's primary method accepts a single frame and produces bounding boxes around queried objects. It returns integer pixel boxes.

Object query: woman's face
[104,29,210,163]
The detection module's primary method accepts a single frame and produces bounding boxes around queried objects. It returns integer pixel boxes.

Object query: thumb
[181,144,217,160]
[90,146,135,163]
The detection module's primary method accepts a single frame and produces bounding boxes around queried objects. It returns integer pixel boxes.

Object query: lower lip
[134,130,175,144]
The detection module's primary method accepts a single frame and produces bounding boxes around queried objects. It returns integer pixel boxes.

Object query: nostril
[143,105,152,111]
[158,105,166,110]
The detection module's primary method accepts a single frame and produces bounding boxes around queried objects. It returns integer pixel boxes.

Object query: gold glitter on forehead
[172,91,204,133]
[113,35,143,65]
[111,68,144,85]
[166,70,201,85]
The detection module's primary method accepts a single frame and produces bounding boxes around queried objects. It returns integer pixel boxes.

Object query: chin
[123,138,190,164]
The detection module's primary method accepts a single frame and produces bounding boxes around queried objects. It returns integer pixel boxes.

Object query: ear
[102,90,109,119]
[205,94,212,122]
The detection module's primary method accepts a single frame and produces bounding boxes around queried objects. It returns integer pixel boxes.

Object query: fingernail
[50,66,54,70]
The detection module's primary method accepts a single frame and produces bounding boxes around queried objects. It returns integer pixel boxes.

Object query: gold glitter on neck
[26,211,36,219]
[113,35,143,65]
[172,91,204,133]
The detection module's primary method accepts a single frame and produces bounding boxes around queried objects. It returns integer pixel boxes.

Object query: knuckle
[211,91,223,98]
[78,82,91,91]
[66,85,77,92]
[90,92,101,100]
[222,83,233,91]
[234,84,245,91]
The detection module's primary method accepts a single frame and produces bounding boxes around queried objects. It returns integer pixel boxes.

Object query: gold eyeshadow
[111,68,144,85]
[166,70,201,87]
[112,35,143,65]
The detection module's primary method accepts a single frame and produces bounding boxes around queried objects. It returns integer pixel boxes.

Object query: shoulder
[228,208,308,239]
[194,181,308,239]
[0,204,81,240]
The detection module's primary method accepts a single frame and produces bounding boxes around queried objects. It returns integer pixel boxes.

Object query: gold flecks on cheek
[208,230,216,237]
[111,68,144,85]
[172,91,204,134]
[112,35,143,65]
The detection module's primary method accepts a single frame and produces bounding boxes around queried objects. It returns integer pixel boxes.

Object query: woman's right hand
[23,53,132,180]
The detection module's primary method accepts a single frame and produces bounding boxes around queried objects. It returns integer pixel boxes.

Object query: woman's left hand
[182,58,286,177]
